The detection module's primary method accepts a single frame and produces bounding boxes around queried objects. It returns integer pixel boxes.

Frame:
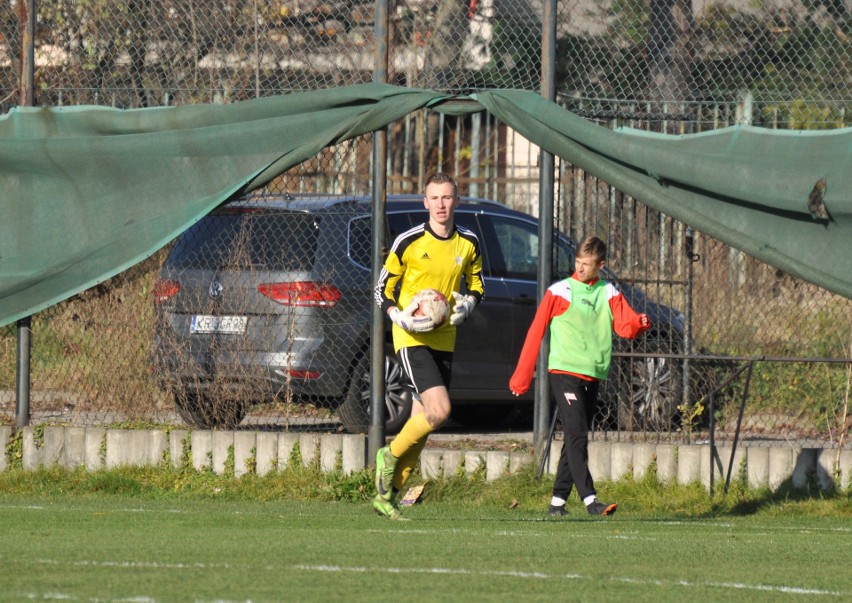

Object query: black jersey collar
[424,222,457,241]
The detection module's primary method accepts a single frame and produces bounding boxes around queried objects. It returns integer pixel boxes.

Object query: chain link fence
[1,1,850,448]
[552,160,851,447]
[2,1,846,112]
[557,0,850,129]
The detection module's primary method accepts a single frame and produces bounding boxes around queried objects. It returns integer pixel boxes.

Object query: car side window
[489,216,539,280]
[488,215,576,281]
[387,212,414,243]
[554,238,575,280]
[347,216,372,269]
[452,212,493,278]
[349,212,418,270]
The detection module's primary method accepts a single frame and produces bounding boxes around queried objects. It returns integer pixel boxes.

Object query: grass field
[1,489,851,602]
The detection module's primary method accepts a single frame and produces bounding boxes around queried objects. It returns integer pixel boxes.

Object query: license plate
[190,315,247,334]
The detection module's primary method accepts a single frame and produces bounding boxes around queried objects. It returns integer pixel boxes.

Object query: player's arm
[464,247,485,303]
[375,242,436,333]
[609,285,651,339]
[374,254,403,315]
[509,289,566,395]
[450,237,485,326]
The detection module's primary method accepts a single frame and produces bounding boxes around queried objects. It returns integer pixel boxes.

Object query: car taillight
[153,279,180,303]
[258,282,341,307]
[289,370,321,380]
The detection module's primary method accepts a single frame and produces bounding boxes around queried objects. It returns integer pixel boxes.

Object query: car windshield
[168,208,320,271]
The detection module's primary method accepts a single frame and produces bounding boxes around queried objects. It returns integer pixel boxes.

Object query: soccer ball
[411,288,450,328]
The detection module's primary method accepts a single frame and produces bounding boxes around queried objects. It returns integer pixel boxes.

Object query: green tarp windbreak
[1,83,850,327]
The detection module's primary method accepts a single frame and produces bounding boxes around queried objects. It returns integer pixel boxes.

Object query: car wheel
[174,392,248,430]
[338,354,413,434]
[615,350,684,432]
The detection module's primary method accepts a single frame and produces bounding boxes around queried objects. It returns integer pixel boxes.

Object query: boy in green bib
[510,236,650,516]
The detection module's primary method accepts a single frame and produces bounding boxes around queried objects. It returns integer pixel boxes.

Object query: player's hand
[509,373,531,397]
[449,292,476,326]
[389,301,436,333]
[640,314,651,329]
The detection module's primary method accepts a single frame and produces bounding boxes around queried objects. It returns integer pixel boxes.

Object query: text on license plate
[190,315,247,334]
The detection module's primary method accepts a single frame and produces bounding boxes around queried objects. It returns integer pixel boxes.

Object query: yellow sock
[390,413,432,459]
[393,438,427,491]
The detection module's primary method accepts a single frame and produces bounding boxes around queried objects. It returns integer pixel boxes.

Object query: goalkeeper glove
[389,301,436,333]
[450,292,476,326]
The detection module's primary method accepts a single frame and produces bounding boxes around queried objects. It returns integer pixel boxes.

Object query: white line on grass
[0,504,46,510]
[365,528,469,535]
[703,581,843,595]
[606,535,656,540]
[778,526,852,533]
[19,557,846,597]
[292,564,846,597]
[365,528,657,542]
[292,564,568,580]
[13,592,158,602]
[33,558,233,570]
[658,522,852,535]
[656,521,735,528]
[0,503,187,514]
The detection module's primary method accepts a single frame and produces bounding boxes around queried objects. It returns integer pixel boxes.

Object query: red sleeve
[509,290,569,395]
[609,290,651,339]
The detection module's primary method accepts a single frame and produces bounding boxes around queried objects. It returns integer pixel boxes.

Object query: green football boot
[372,494,407,521]
[374,446,397,501]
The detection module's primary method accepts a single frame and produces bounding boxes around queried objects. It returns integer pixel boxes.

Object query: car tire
[174,391,248,430]
[338,354,413,434]
[614,347,684,432]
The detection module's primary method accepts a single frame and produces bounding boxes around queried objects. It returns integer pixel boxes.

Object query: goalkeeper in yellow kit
[372,172,485,519]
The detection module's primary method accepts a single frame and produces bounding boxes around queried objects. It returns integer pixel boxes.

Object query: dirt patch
[426,432,535,453]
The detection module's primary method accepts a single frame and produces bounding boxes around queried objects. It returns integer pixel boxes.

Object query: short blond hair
[424,172,458,197]
[577,236,607,263]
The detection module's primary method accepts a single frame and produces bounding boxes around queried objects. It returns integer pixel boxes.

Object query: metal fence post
[15,0,36,429]
[534,0,557,458]
[683,227,696,415]
[15,317,31,429]
[369,0,390,463]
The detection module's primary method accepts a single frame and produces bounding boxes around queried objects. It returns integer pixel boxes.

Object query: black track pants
[550,372,600,501]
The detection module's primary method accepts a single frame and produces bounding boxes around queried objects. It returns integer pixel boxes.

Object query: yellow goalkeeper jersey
[375,222,485,352]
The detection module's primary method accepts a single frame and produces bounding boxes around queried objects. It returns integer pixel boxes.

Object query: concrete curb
[2,426,851,492]
[0,425,10,472]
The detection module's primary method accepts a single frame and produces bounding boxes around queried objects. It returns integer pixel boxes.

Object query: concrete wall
[3,426,851,492]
